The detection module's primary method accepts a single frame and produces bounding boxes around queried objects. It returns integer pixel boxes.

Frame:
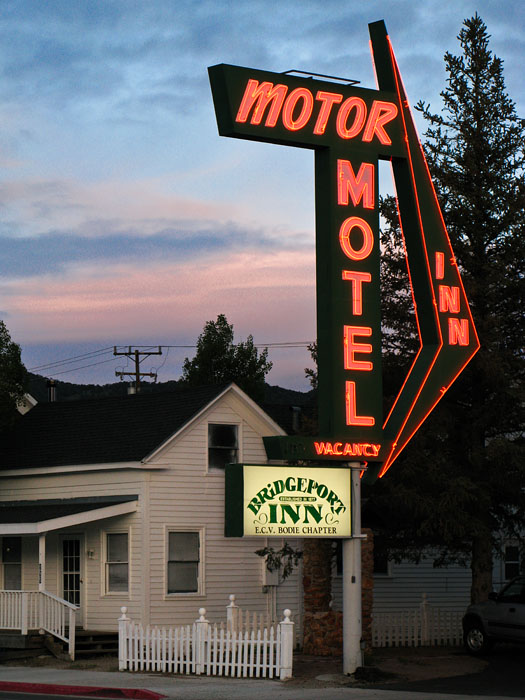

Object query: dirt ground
[1,646,487,687]
[290,647,487,687]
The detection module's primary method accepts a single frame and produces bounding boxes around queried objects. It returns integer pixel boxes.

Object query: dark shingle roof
[0,384,228,470]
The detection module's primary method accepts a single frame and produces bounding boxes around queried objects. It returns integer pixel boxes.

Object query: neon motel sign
[209,20,479,483]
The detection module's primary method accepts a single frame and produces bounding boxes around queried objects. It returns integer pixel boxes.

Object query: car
[463,575,525,654]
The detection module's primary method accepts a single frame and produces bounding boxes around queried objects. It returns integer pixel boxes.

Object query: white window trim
[101,529,130,598]
[206,422,242,473]
[1,536,22,590]
[164,526,205,599]
[503,540,522,582]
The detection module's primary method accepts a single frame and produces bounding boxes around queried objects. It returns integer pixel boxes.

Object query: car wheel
[464,622,493,655]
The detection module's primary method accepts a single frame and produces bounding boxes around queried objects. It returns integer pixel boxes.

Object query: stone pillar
[302,538,337,655]
[302,529,374,656]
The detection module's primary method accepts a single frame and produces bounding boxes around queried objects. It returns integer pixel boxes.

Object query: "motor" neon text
[236,79,398,144]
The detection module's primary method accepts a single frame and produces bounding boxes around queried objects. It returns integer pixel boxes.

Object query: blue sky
[1,0,523,390]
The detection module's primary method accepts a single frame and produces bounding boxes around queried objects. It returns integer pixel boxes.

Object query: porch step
[0,631,49,661]
[70,630,119,657]
[0,631,46,650]
[0,646,49,661]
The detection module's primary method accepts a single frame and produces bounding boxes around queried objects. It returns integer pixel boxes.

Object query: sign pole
[343,463,363,674]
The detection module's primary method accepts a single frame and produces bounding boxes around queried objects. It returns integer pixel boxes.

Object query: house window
[208,424,238,469]
[167,532,200,594]
[106,533,128,593]
[2,537,21,590]
[373,548,390,576]
[504,544,521,581]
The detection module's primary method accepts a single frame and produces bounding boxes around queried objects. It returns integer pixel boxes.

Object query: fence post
[195,608,209,675]
[226,594,239,633]
[420,593,429,646]
[68,607,76,661]
[38,591,44,635]
[279,609,294,680]
[118,606,130,671]
[20,592,28,635]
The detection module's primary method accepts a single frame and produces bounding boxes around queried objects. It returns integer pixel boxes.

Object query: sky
[1,0,524,391]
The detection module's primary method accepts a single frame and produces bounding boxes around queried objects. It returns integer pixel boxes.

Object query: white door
[61,535,84,626]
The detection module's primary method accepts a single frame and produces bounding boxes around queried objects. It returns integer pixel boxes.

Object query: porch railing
[0,590,77,659]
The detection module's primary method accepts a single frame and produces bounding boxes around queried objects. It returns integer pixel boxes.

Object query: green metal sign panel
[209,21,479,480]
[225,464,352,538]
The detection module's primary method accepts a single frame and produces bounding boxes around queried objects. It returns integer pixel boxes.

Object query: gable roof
[0,384,229,471]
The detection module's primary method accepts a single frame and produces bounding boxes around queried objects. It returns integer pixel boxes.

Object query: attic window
[208,424,238,470]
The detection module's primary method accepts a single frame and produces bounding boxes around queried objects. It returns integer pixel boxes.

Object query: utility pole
[114,346,162,393]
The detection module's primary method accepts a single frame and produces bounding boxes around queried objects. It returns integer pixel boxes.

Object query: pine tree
[369,15,525,602]
[181,314,272,402]
[0,320,28,428]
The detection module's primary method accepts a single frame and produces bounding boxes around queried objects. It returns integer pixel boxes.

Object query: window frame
[207,422,240,472]
[165,527,205,598]
[372,548,392,578]
[503,542,522,582]
[103,530,130,596]
[2,536,22,590]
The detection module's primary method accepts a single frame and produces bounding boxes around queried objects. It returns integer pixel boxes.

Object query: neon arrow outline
[369,21,480,477]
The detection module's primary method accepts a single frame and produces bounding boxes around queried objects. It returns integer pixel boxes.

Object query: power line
[44,356,123,377]
[27,347,114,371]
[27,341,315,378]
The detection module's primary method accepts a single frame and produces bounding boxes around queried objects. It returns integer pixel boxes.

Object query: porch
[0,495,138,660]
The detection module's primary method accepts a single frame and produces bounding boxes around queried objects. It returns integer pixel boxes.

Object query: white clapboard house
[0,384,302,657]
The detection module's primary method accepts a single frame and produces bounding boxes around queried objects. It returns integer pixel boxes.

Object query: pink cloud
[4,249,316,346]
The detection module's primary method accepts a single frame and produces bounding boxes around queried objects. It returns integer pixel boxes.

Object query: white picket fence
[118,596,294,680]
[226,595,276,635]
[372,594,463,647]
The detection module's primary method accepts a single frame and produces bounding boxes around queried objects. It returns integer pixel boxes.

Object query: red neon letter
[345,381,375,426]
[337,160,374,209]
[362,100,398,145]
[336,97,367,140]
[339,217,374,261]
[435,252,445,280]
[314,91,343,134]
[448,318,469,346]
[236,79,288,127]
[344,326,373,371]
[282,87,314,131]
[342,270,372,315]
[439,285,460,313]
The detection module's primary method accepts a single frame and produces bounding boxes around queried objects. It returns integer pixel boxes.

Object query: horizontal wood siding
[147,393,300,633]
[0,471,145,630]
[331,555,472,614]
[372,558,471,612]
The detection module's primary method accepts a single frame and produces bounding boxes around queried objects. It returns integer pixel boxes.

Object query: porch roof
[0,495,138,535]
